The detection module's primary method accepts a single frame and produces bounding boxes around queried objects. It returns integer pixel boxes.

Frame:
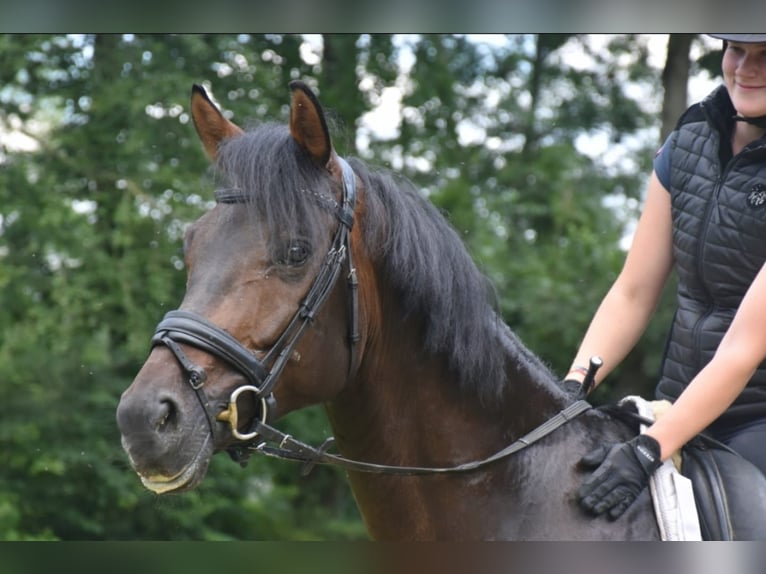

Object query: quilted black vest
[655,86,766,430]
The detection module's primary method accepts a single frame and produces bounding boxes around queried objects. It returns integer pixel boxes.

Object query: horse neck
[326,295,567,467]
[324,305,570,539]
[494,322,571,434]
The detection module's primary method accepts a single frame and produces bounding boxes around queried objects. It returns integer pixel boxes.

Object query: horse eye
[277,240,311,267]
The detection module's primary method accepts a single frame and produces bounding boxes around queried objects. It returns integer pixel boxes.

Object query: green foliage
[0,34,702,539]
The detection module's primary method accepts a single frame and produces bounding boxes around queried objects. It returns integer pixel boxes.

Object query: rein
[244,399,592,475]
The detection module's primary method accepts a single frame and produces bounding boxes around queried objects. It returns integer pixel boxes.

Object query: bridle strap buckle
[159,335,208,390]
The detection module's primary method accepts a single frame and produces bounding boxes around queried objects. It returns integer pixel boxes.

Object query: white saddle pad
[619,395,702,541]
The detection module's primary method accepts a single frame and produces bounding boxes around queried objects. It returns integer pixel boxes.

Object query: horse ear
[190,84,243,161]
[288,81,332,167]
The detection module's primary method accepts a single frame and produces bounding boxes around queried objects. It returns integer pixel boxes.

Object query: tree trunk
[320,34,365,155]
[660,34,694,142]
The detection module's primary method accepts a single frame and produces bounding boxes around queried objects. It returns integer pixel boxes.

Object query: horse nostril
[156,399,178,431]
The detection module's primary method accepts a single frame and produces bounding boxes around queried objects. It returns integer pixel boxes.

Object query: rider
[563,34,766,520]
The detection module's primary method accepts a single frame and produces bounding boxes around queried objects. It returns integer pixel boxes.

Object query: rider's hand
[577,434,662,520]
[559,378,584,398]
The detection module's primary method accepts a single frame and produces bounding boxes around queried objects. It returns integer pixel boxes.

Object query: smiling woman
[713,34,766,134]
[562,34,766,532]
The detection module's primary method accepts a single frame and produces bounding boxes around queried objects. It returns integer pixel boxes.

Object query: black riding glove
[559,378,584,398]
[577,434,662,520]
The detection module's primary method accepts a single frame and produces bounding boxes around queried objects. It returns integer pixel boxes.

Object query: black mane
[214,124,556,406]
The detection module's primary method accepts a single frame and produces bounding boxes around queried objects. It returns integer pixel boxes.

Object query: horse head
[116,82,362,493]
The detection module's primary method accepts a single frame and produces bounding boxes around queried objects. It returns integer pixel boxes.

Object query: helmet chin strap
[733,114,766,130]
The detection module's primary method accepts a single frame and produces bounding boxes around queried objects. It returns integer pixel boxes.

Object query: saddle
[681,436,766,541]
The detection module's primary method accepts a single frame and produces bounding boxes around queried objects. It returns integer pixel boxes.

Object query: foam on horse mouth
[137,435,212,494]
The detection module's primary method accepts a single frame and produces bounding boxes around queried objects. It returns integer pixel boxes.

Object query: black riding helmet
[708,33,766,128]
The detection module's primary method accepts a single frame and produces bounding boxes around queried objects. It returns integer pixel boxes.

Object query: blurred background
[0,33,727,540]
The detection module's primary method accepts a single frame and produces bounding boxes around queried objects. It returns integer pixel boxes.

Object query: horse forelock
[214,124,339,250]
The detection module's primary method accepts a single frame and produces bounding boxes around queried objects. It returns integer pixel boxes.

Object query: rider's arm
[566,171,674,386]
[646,261,766,460]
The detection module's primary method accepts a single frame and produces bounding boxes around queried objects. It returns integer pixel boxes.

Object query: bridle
[150,155,592,474]
[152,156,359,451]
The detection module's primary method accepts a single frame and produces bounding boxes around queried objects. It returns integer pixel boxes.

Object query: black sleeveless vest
[655,86,766,430]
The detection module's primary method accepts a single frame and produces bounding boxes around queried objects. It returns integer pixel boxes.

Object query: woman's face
[723,41,766,119]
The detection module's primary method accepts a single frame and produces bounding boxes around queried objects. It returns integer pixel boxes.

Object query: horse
[116,80,661,540]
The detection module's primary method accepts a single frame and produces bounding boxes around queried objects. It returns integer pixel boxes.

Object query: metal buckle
[216,385,270,441]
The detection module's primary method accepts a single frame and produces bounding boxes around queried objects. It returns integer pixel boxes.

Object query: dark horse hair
[215,123,556,407]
